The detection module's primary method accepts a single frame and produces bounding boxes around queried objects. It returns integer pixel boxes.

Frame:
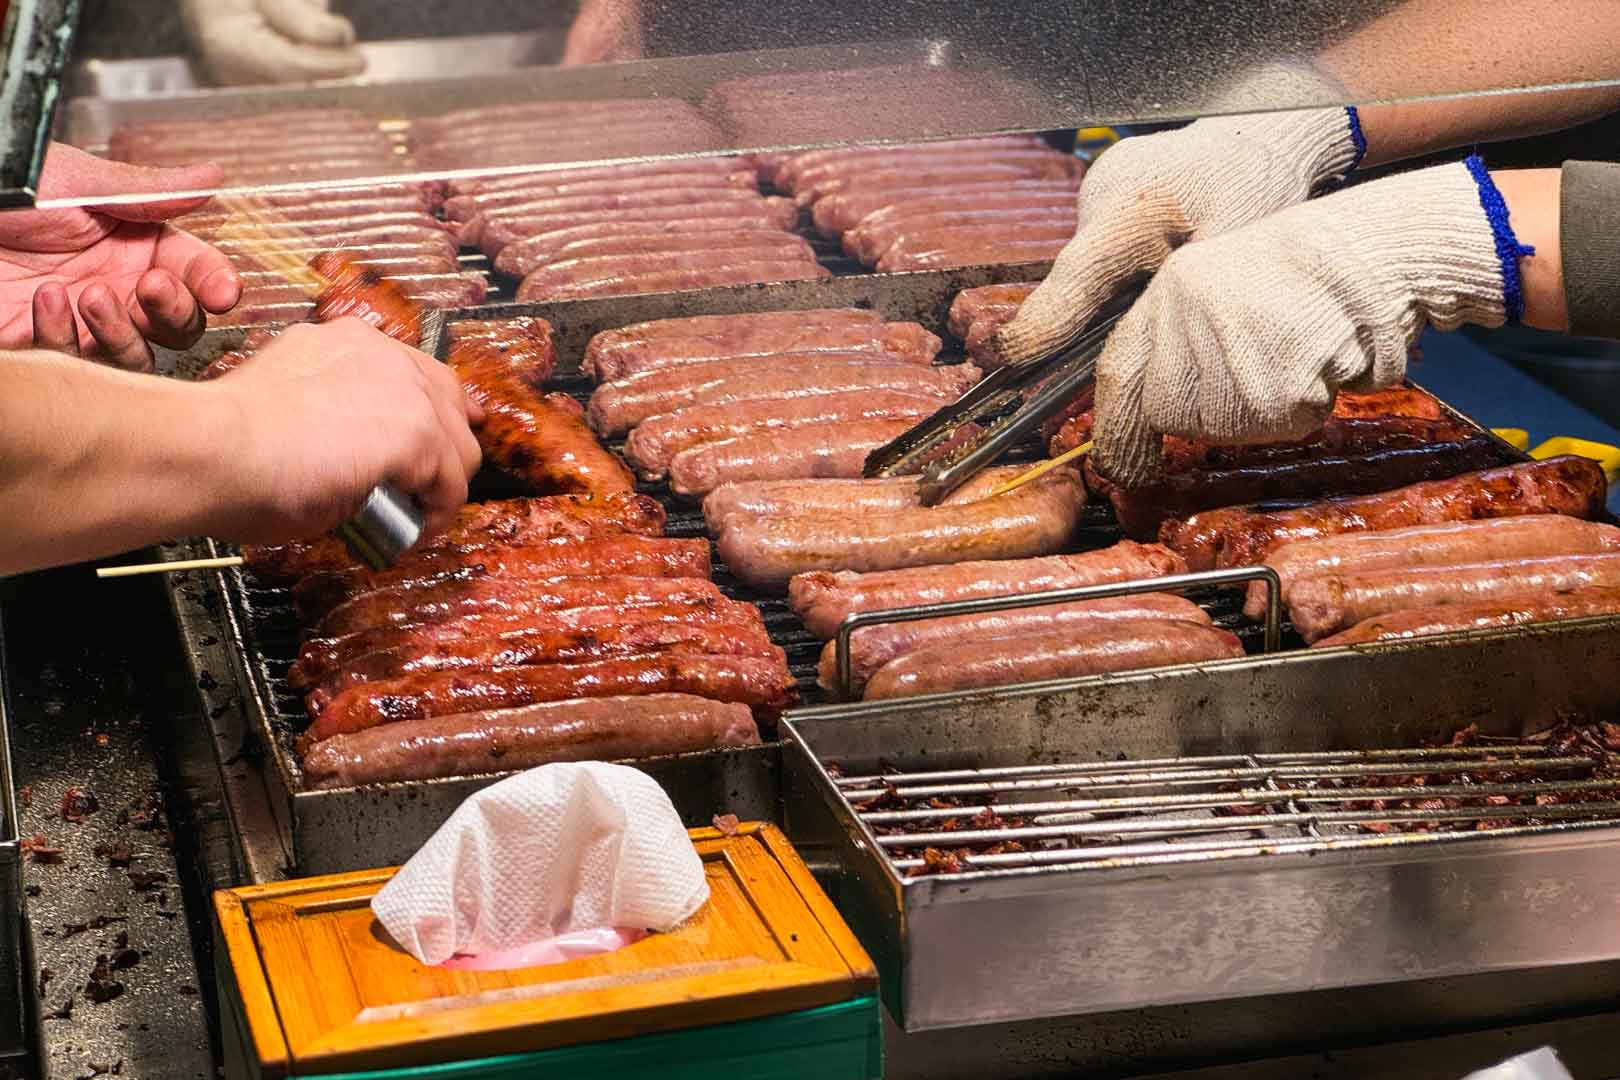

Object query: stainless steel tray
[783,625,1620,1032]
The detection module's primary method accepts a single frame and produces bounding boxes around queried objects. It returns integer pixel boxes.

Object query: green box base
[309,997,883,1080]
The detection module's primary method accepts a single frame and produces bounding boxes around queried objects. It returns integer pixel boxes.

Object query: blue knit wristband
[1463,154,1536,325]
[1343,105,1368,176]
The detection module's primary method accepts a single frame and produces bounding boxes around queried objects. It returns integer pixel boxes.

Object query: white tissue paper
[372,760,710,966]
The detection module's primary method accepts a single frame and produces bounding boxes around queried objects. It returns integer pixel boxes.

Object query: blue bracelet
[1463,153,1536,325]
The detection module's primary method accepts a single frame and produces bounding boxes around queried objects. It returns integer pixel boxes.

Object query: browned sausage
[788,541,1188,639]
[516,246,822,296]
[516,260,829,302]
[293,536,713,621]
[492,213,802,275]
[305,653,797,742]
[863,620,1243,700]
[877,236,1068,272]
[669,419,918,501]
[449,334,634,497]
[715,466,1086,590]
[1312,588,1620,647]
[1288,553,1620,642]
[1092,439,1503,539]
[588,321,942,382]
[848,204,1075,264]
[812,179,1078,236]
[585,308,880,367]
[588,357,979,437]
[625,390,949,479]
[296,594,764,688]
[1161,457,1609,571]
[701,466,1028,536]
[301,694,760,788]
[315,574,728,640]
[309,614,779,701]
[821,593,1211,697]
[1243,515,1620,619]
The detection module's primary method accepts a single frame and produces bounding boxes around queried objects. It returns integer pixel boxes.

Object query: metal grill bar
[839,754,1598,802]
[860,777,1620,824]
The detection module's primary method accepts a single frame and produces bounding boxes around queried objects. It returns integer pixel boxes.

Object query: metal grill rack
[835,743,1620,876]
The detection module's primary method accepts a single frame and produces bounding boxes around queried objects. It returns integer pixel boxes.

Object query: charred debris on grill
[841,720,1620,877]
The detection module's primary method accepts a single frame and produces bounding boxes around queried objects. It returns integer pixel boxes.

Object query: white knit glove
[994,107,1363,366]
[181,0,365,86]
[1093,158,1527,486]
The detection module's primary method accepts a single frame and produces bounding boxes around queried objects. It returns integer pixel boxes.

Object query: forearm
[0,351,242,575]
[1491,169,1565,332]
[1317,0,1620,168]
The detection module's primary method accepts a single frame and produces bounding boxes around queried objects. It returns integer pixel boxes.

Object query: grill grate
[830,741,1620,876]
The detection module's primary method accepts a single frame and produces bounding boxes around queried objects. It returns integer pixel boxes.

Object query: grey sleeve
[1561,160,1620,339]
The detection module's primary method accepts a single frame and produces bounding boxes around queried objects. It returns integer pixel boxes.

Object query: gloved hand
[1092,157,1525,486]
[181,0,365,86]
[993,107,1364,367]
[0,143,242,370]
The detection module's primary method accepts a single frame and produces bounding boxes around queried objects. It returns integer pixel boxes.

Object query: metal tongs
[863,279,1147,505]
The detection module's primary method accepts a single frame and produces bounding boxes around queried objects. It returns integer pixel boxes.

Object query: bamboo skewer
[986,440,1092,498]
[97,555,246,578]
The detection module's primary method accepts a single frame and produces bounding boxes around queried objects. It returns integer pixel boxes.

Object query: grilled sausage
[586,308,882,366]
[788,541,1188,639]
[449,334,634,496]
[589,321,942,382]
[669,419,918,500]
[537,229,811,271]
[588,357,980,437]
[626,390,948,479]
[445,316,559,384]
[1160,457,1609,571]
[786,148,1078,199]
[442,170,758,221]
[877,236,1068,272]
[794,159,1084,208]
[478,197,798,257]
[293,536,713,620]
[1288,554,1620,642]
[296,594,765,688]
[492,214,803,276]
[848,205,1076,264]
[701,466,1027,536]
[1312,588,1620,647]
[1331,387,1445,419]
[443,156,754,197]
[244,492,662,585]
[862,620,1244,700]
[463,185,767,243]
[517,260,829,302]
[517,246,821,294]
[315,574,728,640]
[1093,439,1503,539]
[716,466,1086,591]
[305,653,797,741]
[948,283,1040,340]
[821,593,1211,697]
[812,179,1078,236]
[1243,515,1620,619]
[309,615,779,701]
[235,272,487,310]
[301,694,760,788]
[772,137,1051,188]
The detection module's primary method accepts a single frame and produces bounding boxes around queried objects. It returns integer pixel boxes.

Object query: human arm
[993,0,1620,367]
[0,143,242,369]
[0,319,481,577]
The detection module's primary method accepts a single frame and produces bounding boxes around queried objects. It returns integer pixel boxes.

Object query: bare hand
[0,143,242,370]
[205,318,482,543]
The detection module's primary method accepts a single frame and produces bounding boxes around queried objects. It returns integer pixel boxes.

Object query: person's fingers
[390,423,468,541]
[409,348,485,427]
[153,225,242,314]
[257,0,356,47]
[127,269,207,350]
[990,225,1128,369]
[31,282,80,355]
[1090,303,1163,489]
[77,283,155,372]
[36,144,226,222]
[251,35,367,83]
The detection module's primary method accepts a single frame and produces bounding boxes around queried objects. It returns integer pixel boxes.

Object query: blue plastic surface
[1414,328,1620,513]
